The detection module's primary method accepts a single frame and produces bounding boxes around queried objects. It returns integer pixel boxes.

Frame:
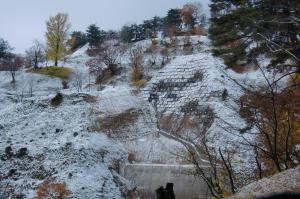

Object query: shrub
[61,80,69,89]
[222,89,228,101]
[194,26,207,36]
[51,93,63,107]
[16,148,28,158]
[132,65,143,84]
[35,178,70,199]
[132,79,147,88]
[183,36,193,54]
[128,152,136,163]
[130,48,145,88]
[151,39,158,46]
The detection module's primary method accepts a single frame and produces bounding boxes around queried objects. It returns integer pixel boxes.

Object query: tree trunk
[11,72,15,83]
[219,148,235,194]
[34,57,38,69]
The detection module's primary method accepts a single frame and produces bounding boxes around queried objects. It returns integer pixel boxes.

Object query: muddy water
[121,163,209,199]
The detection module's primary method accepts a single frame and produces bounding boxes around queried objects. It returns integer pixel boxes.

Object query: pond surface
[121,163,209,199]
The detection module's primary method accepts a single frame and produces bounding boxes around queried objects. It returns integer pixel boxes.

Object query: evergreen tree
[86,24,105,48]
[69,31,87,51]
[120,24,145,43]
[209,0,300,69]
[142,20,155,39]
[166,8,182,28]
[120,25,135,43]
[0,37,12,59]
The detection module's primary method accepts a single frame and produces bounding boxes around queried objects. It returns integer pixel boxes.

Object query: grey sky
[0,0,210,53]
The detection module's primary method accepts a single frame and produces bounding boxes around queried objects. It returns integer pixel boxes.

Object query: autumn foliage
[240,86,300,176]
[35,178,70,199]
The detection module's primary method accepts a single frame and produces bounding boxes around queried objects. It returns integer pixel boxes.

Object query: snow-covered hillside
[0,71,131,198]
[0,35,292,198]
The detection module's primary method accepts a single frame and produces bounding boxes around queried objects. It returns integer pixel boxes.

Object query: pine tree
[120,24,145,43]
[69,31,87,51]
[45,13,70,66]
[166,9,182,28]
[120,25,134,43]
[86,24,105,48]
[209,0,300,69]
[0,38,11,59]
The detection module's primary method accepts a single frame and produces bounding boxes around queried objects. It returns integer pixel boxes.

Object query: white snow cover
[0,71,131,199]
[0,34,290,198]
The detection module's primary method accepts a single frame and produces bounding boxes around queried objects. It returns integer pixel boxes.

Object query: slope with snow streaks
[143,49,249,145]
[140,39,271,179]
[0,71,130,199]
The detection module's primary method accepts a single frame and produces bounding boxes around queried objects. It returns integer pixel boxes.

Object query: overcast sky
[0,0,210,53]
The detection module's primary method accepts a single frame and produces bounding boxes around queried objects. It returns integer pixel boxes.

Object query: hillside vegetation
[27,66,73,79]
[0,1,300,199]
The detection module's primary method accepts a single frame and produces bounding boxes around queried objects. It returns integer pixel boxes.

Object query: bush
[61,80,69,89]
[27,66,73,79]
[132,79,147,88]
[51,93,63,107]
[36,178,70,199]
[132,65,143,82]
[183,36,193,54]
[16,148,28,158]
[128,152,136,163]
[222,89,228,101]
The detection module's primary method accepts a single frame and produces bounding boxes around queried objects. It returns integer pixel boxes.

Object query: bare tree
[129,46,145,85]
[160,47,170,67]
[86,42,125,84]
[25,40,45,69]
[97,42,124,75]
[240,70,300,173]
[1,53,23,83]
[147,39,159,66]
[72,69,83,92]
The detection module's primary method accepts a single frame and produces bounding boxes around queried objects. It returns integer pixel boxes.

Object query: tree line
[0,2,207,82]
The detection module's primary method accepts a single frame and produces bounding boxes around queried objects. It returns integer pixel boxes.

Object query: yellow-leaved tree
[45,13,70,66]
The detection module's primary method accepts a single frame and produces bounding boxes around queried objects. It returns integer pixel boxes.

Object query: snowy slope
[0,71,131,198]
[0,34,288,198]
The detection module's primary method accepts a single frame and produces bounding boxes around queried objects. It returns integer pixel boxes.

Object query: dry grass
[229,62,258,74]
[36,178,70,199]
[132,79,147,88]
[128,152,136,163]
[27,66,73,79]
[93,108,141,134]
